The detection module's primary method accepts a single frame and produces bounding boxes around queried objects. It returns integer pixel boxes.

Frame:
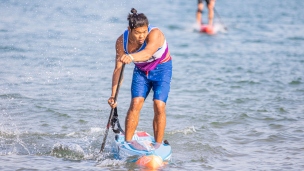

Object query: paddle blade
[100,128,109,153]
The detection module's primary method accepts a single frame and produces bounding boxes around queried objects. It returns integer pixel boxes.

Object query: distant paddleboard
[114,131,172,169]
[200,24,215,35]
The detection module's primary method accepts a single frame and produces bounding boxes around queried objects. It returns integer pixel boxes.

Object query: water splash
[51,142,85,160]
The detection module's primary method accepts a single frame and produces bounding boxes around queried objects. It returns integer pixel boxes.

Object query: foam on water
[96,158,126,167]
[168,126,197,135]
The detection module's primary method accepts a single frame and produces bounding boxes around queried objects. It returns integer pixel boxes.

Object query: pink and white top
[123,25,172,71]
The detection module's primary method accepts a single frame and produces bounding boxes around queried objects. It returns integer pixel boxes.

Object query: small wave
[51,142,85,160]
[167,24,183,31]
[0,29,8,32]
[78,119,88,124]
[288,36,304,41]
[236,80,260,85]
[0,130,17,138]
[0,45,26,52]
[66,127,105,138]
[90,127,104,134]
[168,126,196,135]
[46,109,71,118]
[0,93,29,100]
[66,132,76,137]
[289,78,302,85]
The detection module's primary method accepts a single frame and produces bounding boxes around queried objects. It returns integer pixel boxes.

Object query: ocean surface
[1,0,304,170]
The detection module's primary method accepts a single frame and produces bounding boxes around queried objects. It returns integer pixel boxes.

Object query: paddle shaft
[100,64,125,153]
[214,8,227,30]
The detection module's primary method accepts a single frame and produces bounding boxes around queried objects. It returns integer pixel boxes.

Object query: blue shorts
[131,60,172,103]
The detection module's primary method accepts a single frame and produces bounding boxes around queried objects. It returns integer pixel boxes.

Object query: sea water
[1,0,304,170]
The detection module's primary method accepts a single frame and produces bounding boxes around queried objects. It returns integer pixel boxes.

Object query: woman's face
[129,25,148,45]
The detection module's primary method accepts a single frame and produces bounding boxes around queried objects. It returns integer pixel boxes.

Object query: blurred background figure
[196,0,216,26]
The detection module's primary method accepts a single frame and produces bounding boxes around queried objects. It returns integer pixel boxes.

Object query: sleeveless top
[122,25,172,71]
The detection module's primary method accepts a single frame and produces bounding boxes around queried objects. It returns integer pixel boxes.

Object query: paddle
[214,8,227,31]
[100,64,125,153]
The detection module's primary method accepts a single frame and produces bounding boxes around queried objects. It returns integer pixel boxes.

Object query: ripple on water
[289,78,302,85]
[51,142,85,160]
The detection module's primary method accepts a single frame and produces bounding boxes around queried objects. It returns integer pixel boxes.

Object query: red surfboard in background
[200,24,215,35]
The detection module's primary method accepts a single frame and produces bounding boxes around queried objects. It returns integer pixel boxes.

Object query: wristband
[128,54,134,61]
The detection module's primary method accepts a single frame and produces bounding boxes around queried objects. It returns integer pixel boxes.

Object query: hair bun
[131,8,137,14]
[127,8,148,29]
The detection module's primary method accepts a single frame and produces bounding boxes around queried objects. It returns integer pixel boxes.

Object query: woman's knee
[129,97,145,111]
[153,100,166,112]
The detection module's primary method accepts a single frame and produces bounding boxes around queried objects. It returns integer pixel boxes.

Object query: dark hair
[127,8,149,30]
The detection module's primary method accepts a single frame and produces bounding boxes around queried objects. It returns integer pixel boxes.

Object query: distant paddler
[196,0,216,26]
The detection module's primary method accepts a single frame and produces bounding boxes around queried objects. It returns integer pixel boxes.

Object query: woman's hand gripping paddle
[100,64,125,153]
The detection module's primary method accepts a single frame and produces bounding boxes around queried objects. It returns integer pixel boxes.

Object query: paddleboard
[200,24,215,35]
[114,131,172,169]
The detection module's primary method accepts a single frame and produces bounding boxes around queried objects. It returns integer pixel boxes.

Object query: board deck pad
[114,131,172,161]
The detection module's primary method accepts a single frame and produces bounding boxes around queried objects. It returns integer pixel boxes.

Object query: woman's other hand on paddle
[118,54,133,64]
[108,96,117,108]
